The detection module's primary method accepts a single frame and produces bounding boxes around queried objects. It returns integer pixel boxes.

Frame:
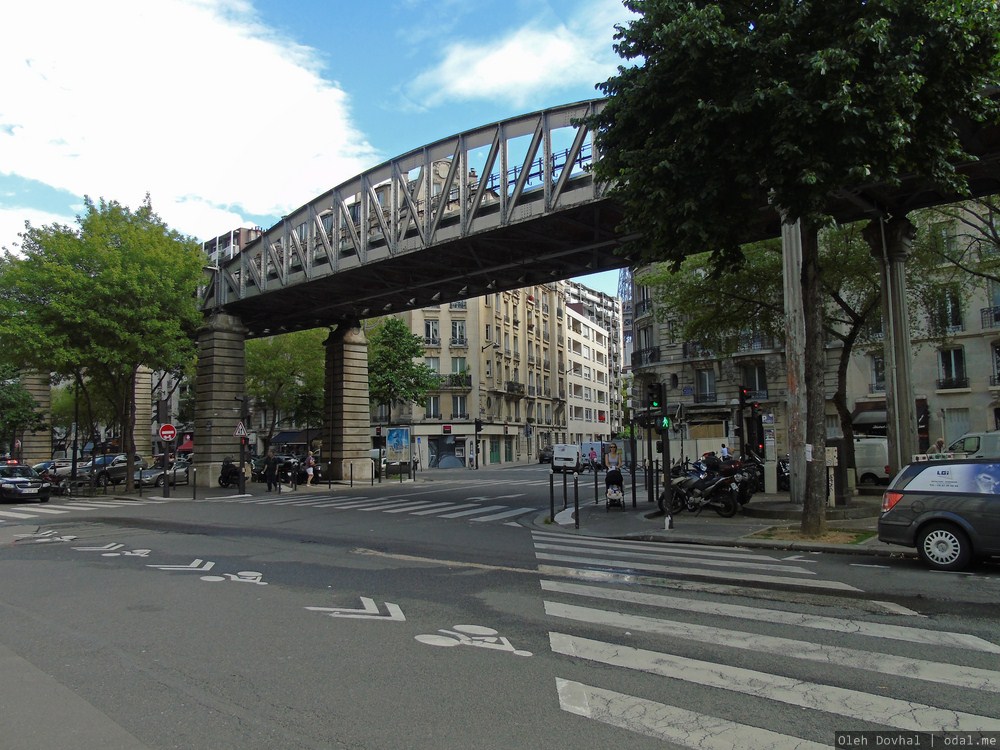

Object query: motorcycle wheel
[668,490,685,514]
[714,492,738,518]
[218,475,230,488]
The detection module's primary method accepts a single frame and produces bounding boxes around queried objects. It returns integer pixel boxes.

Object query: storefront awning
[852,410,887,427]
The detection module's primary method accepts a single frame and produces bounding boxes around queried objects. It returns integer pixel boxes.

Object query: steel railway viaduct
[192,98,1000,486]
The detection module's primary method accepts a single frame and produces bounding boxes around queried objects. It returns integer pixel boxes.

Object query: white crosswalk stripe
[0,498,165,523]
[194,489,539,525]
[532,533,1000,746]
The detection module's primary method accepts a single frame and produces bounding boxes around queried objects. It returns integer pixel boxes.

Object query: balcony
[736,334,778,352]
[452,412,469,420]
[631,347,660,368]
[693,392,718,403]
[449,300,467,310]
[633,298,653,318]
[505,381,525,396]
[683,341,713,359]
[435,373,472,390]
[869,381,885,393]
[424,412,442,420]
[982,306,1000,329]
[424,336,441,346]
[936,377,969,390]
[449,336,468,348]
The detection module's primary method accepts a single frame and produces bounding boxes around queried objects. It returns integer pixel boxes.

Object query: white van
[551,443,582,474]
[948,432,1000,459]
[854,437,890,485]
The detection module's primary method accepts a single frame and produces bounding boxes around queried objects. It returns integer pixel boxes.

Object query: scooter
[218,457,242,488]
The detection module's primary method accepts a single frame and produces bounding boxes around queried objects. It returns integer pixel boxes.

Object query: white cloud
[407,0,628,108]
[0,0,380,244]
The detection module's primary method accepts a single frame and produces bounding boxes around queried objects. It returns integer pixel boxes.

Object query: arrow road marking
[147,559,215,572]
[305,596,405,621]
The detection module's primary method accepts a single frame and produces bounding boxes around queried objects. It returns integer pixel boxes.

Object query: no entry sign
[158,423,177,442]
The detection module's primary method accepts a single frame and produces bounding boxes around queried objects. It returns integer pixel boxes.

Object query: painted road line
[382,502,452,514]
[357,499,437,512]
[550,633,1000,732]
[310,497,377,508]
[438,505,507,519]
[556,678,826,750]
[533,542,814,575]
[9,506,70,514]
[539,581,975,649]
[545,600,1000,690]
[534,552,859,590]
[531,531,780,560]
[471,508,537,522]
[0,509,41,519]
[411,503,481,516]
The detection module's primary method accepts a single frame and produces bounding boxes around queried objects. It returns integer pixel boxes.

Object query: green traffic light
[660,416,671,429]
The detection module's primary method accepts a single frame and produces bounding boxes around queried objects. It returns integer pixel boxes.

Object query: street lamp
[482,342,500,352]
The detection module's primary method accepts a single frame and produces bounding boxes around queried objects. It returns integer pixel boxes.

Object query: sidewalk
[532,481,912,559]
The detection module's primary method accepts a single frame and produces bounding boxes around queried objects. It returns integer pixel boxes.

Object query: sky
[0,0,634,297]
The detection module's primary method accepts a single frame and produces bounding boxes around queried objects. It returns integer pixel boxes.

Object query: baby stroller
[605,467,625,510]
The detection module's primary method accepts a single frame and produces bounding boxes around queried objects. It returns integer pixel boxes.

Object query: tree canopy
[367,317,438,419]
[0,196,205,486]
[588,0,1000,268]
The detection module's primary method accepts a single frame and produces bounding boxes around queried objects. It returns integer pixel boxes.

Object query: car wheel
[859,472,879,485]
[917,522,972,571]
[98,472,111,487]
[155,476,165,487]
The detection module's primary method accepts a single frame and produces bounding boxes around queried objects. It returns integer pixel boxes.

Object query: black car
[877,458,1000,571]
[0,461,51,503]
[538,445,553,464]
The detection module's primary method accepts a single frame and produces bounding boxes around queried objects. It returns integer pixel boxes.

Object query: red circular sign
[158,423,177,442]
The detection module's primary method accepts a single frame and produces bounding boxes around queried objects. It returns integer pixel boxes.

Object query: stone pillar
[134,366,153,460]
[19,371,51,465]
[324,322,374,481]
[865,217,918,473]
[194,312,247,487]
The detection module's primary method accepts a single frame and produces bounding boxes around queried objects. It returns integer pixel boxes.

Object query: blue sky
[0,0,633,296]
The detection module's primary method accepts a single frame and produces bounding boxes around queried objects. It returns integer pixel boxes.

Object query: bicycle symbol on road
[415,624,532,657]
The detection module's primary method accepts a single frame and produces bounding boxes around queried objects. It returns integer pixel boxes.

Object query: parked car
[0,460,51,503]
[79,454,148,486]
[551,443,582,474]
[877,457,1000,571]
[135,458,192,487]
[32,459,73,477]
[537,445,553,464]
[947,431,1000,459]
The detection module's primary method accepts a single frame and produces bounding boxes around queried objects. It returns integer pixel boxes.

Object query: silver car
[135,459,191,487]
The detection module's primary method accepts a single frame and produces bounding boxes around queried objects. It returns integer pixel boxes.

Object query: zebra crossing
[531,530,1000,747]
[203,489,541,525]
[0,498,166,523]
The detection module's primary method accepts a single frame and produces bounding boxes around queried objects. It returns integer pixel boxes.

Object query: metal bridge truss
[208,99,631,337]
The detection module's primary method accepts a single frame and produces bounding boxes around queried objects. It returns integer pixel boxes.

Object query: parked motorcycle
[218,457,242,488]
[662,456,739,517]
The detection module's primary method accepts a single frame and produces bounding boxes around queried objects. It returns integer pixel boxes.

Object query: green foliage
[588,0,1000,267]
[367,317,438,414]
[245,328,327,448]
[0,196,205,483]
[0,365,46,452]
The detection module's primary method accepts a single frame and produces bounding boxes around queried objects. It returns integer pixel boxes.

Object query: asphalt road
[1,464,998,749]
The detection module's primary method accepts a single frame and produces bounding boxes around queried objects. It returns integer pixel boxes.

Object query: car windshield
[0,466,36,479]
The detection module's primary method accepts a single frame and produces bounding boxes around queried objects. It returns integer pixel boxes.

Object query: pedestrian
[720,443,730,459]
[605,443,620,470]
[264,449,280,492]
[305,451,315,486]
[933,437,945,455]
[588,447,598,470]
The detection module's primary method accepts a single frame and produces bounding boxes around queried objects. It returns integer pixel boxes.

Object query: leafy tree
[0,196,205,489]
[367,317,438,422]
[245,328,327,453]
[587,0,1000,534]
[0,365,46,457]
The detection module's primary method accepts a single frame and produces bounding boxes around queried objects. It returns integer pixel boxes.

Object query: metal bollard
[549,473,555,523]
[192,467,197,501]
[593,466,599,505]
[573,474,580,530]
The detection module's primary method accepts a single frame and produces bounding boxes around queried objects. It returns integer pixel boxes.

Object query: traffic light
[474,418,483,433]
[655,440,664,453]
[659,415,671,431]
[750,402,761,417]
[646,381,664,412]
[375,426,382,437]
[738,385,749,410]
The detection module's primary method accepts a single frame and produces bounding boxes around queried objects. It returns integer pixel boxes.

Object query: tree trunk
[801,225,828,536]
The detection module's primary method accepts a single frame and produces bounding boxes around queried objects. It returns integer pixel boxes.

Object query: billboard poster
[386,427,410,463]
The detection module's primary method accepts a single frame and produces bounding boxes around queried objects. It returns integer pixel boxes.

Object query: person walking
[305,451,316,486]
[264,449,280,492]
[720,443,730,459]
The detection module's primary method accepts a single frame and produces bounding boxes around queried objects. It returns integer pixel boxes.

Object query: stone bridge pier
[194,313,373,487]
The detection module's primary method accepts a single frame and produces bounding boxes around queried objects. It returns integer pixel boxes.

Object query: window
[695,369,716,402]
[451,395,467,419]
[740,364,767,396]
[424,319,439,343]
[451,357,466,374]
[938,348,967,388]
[451,319,466,343]
[424,356,440,373]
[931,288,963,333]
[871,353,885,392]
[485,324,492,342]
[425,395,440,419]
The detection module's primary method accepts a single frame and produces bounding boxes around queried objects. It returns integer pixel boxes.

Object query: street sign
[158,423,177,442]
[234,421,248,438]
